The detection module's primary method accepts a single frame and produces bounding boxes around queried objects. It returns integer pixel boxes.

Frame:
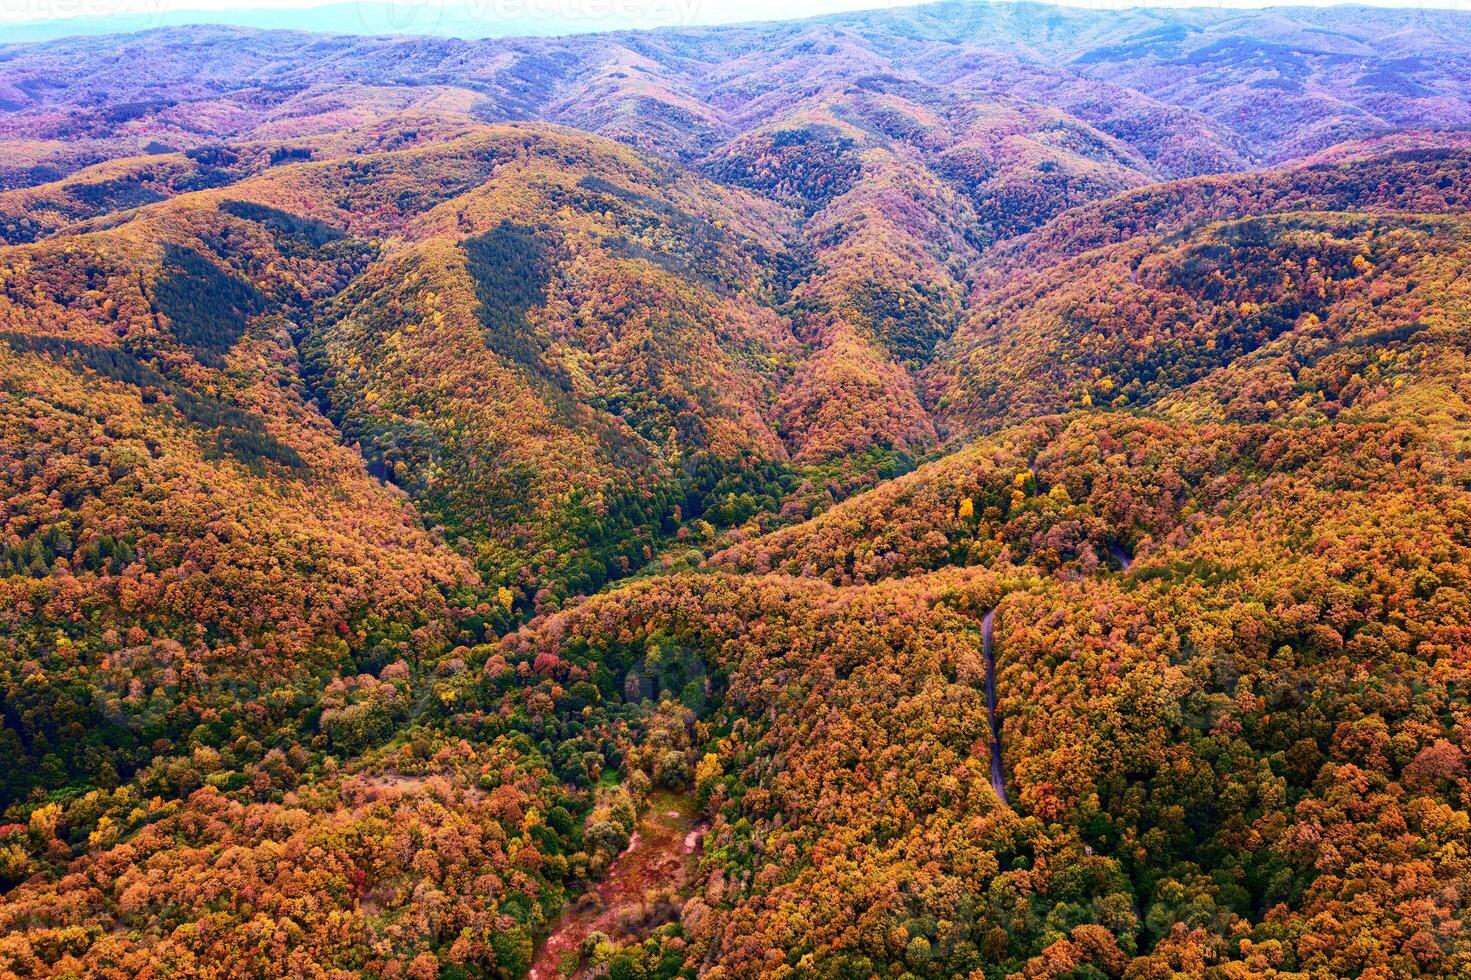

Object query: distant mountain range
[2,3,626,43]
[2,0,929,44]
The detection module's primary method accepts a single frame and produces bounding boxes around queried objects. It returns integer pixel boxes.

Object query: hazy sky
[3,0,1468,30]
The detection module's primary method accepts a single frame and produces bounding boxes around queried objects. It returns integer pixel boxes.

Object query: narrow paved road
[981,608,1007,802]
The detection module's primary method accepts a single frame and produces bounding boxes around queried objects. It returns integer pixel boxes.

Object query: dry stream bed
[530,791,706,978]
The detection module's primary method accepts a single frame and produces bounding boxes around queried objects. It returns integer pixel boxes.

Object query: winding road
[981,608,1007,802]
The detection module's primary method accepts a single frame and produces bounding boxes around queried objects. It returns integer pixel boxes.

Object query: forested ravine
[530,792,706,979]
[1109,542,1134,572]
[981,608,1007,802]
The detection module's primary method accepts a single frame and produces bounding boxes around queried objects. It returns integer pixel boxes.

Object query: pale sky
[2,0,1468,31]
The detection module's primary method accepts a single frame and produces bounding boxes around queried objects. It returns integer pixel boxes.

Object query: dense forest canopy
[0,2,1470,977]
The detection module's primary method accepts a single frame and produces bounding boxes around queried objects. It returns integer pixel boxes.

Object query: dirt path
[982,608,1007,802]
[530,791,706,979]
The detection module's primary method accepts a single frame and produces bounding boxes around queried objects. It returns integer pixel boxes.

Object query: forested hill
[1,3,1470,977]
[6,3,1471,185]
